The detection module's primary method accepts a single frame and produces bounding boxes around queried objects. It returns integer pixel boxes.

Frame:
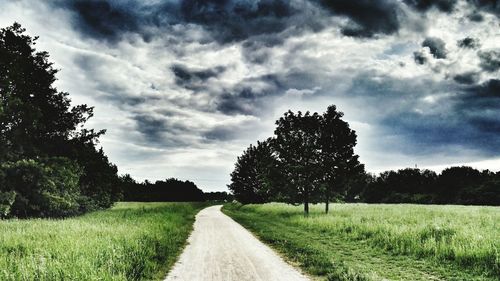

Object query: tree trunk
[325,186,330,214]
[304,184,309,216]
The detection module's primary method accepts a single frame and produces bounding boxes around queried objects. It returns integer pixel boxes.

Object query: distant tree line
[228,107,500,212]
[119,175,232,202]
[0,23,122,218]
[204,191,234,202]
[362,167,500,205]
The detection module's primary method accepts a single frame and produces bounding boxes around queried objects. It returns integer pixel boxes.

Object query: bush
[0,157,82,218]
[0,191,16,218]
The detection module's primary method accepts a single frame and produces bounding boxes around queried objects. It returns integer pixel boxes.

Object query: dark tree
[318,105,364,213]
[119,174,139,201]
[0,23,120,217]
[358,166,500,206]
[459,172,500,206]
[0,23,99,161]
[343,172,375,202]
[228,139,275,204]
[122,177,205,202]
[204,191,234,202]
[363,168,438,204]
[273,111,322,215]
[436,166,483,204]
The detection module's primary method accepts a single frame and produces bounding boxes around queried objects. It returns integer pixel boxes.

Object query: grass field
[223,203,500,281]
[0,202,209,281]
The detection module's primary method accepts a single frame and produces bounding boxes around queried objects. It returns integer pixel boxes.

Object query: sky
[1,0,499,191]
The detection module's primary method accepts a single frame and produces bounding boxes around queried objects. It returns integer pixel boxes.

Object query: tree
[0,23,121,217]
[228,139,275,204]
[0,158,82,217]
[318,105,363,213]
[204,191,234,202]
[436,166,482,204]
[362,168,438,204]
[344,172,374,202]
[0,23,99,161]
[121,176,206,202]
[273,111,322,215]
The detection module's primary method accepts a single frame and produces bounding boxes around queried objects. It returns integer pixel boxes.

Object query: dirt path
[165,205,310,281]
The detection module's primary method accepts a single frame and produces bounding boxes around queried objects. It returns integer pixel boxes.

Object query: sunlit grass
[223,203,499,280]
[0,202,209,281]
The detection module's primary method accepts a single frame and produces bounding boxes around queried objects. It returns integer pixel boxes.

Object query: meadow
[223,203,500,281]
[0,202,209,281]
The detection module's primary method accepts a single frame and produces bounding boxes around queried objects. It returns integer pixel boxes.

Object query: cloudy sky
[1,0,499,191]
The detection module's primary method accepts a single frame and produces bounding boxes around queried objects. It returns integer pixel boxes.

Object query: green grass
[223,203,500,281]
[0,202,209,281]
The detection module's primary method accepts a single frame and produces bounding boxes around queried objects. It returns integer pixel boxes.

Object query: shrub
[0,157,82,218]
[0,190,16,218]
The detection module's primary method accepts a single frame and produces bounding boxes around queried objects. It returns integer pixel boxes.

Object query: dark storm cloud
[467,0,500,17]
[203,126,240,141]
[403,0,457,13]
[133,114,166,144]
[196,73,285,115]
[382,112,463,153]
[53,0,317,43]
[422,37,447,59]
[171,64,226,89]
[453,71,480,84]
[318,0,402,37]
[241,37,285,64]
[466,79,500,98]
[467,10,484,21]
[348,73,500,155]
[457,79,500,136]
[55,0,459,44]
[216,87,272,115]
[132,114,192,147]
[457,37,481,49]
[56,0,142,41]
[56,0,498,45]
[202,118,262,142]
[478,49,500,72]
[413,51,428,64]
[168,65,286,116]
[382,110,500,155]
[179,0,299,43]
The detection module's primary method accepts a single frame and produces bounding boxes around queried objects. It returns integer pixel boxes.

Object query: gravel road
[164,205,310,281]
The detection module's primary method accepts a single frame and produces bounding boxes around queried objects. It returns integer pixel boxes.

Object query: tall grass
[224,203,499,280]
[0,202,209,281]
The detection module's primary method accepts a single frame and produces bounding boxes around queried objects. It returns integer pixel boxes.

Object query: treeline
[119,175,232,202]
[228,106,500,212]
[362,167,500,205]
[0,24,122,218]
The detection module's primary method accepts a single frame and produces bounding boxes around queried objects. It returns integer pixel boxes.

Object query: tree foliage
[121,176,207,202]
[0,158,82,217]
[228,139,276,204]
[273,110,322,214]
[0,23,121,218]
[229,106,363,214]
[362,167,499,205]
[318,105,363,213]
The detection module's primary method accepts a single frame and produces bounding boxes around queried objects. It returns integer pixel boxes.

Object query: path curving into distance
[165,205,310,281]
